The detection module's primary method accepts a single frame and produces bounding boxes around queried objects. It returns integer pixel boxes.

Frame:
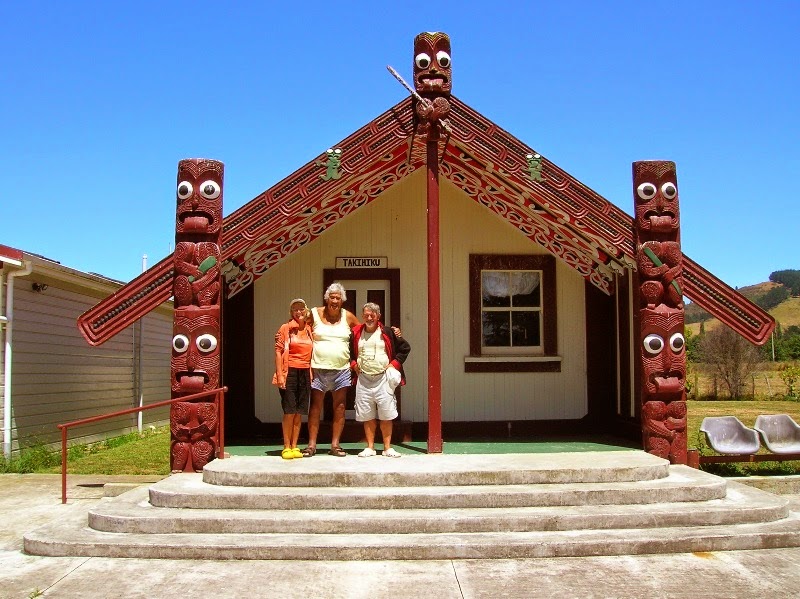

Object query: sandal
[301,446,316,458]
[382,448,402,458]
[328,446,347,457]
[281,448,294,460]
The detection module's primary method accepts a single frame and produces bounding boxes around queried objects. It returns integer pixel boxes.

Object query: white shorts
[354,368,400,422]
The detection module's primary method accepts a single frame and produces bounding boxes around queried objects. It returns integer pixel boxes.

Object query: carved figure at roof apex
[413,32,452,96]
[413,32,451,137]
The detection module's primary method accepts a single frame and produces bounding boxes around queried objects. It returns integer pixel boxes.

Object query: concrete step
[24,509,800,560]
[88,481,788,535]
[149,467,727,510]
[23,452,800,560]
[201,452,669,487]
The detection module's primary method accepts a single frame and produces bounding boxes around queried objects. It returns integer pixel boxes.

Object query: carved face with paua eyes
[413,32,452,96]
[171,306,220,396]
[633,160,679,237]
[175,159,224,236]
[640,306,686,402]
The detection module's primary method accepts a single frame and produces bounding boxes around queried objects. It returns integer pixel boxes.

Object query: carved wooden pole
[170,159,224,472]
[426,126,443,453]
[413,32,452,453]
[633,161,687,465]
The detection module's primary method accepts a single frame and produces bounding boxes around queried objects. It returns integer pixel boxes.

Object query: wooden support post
[427,129,443,453]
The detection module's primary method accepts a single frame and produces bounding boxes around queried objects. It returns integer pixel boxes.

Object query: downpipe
[3,260,33,458]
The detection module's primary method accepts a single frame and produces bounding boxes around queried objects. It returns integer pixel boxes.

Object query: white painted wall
[254,171,587,424]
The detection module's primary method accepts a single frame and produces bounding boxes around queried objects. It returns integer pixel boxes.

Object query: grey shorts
[354,370,399,422]
[311,368,352,392]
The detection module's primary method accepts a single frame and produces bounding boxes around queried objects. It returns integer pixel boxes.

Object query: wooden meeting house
[77,32,773,467]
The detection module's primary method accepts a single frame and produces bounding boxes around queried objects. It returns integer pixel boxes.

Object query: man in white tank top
[304,282,360,457]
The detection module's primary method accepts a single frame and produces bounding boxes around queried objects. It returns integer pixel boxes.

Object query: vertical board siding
[9,283,171,451]
[253,172,587,425]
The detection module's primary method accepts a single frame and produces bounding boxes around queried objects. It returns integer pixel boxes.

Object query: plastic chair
[699,416,760,455]
[754,414,800,454]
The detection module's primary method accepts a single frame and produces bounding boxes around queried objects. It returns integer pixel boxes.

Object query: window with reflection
[468,254,558,371]
[481,270,541,351]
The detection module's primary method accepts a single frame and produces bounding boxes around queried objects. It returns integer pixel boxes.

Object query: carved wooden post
[633,161,687,464]
[170,159,224,472]
[413,32,451,453]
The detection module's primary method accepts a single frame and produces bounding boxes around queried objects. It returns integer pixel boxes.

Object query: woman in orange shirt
[273,298,314,459]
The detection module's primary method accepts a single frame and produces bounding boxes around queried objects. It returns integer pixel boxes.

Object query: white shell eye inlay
[196,334,218,353]
[173,334,190,353]
[415,53,431,69]
[661,182,677,199]
[637,182,657,200]
[198,180,221,200]
[669,332,685,352]
[436,51,451,68]
[177,181,193,200]
[643,334,664,355]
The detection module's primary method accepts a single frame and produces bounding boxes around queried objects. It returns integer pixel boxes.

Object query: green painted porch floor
[226,437,640,458]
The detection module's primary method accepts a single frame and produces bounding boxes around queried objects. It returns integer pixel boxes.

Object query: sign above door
[335,257,388,269]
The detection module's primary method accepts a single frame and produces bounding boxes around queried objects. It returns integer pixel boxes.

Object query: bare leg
[379,419,393,451]
[307,389,324,450]
[330,387,347,448]
[291,414,302,448]
[363,419,377,449]
[281,414,293,448]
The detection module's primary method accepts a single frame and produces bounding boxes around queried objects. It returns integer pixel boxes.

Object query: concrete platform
[6,473,800,597]
[21,451,800,561]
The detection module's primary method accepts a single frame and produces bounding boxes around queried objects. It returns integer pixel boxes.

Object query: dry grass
[689,362,791,399]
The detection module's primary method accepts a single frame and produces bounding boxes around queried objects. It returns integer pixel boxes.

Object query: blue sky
[3,1,798,290]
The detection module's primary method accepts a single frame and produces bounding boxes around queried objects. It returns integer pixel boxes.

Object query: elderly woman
[273,298,313,459]
[304,283,360,457]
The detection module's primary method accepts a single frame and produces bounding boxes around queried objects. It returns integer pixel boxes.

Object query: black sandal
[328,446,347,457]
[301,447,316,457]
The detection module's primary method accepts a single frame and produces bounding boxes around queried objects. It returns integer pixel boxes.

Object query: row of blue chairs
[700,414,800,456]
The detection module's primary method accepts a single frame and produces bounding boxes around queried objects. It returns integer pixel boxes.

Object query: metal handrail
[57,387,227,504]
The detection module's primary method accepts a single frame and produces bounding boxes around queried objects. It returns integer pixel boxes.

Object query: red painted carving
[170,400,218,472]
[413,32,451,137]
[173,242,221,308]
[176,159,224,237]
[633,161,680,239]
[634,161,687,465]
[171,306,221,397]
[77,256,173,346]
[638,241,683,308]
[169,159,223,472]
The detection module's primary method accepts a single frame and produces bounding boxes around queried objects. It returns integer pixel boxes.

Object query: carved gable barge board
[448,97,636,264]
[77,256,173,346]
[77,99,774,347]
[442,148,615,295]
[682,256,774,345]
[222,101,417,298]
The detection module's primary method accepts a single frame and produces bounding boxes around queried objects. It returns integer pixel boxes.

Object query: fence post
[60,426,67,504]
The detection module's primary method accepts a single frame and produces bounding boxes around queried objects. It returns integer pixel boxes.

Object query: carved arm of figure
[642,401,676,441]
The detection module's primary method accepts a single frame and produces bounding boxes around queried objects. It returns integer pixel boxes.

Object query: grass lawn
[5,400,797,477]
[40,426,171,476]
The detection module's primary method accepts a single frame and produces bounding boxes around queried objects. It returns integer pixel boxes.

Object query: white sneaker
[382,448,401,458]
[358,447,377,457]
